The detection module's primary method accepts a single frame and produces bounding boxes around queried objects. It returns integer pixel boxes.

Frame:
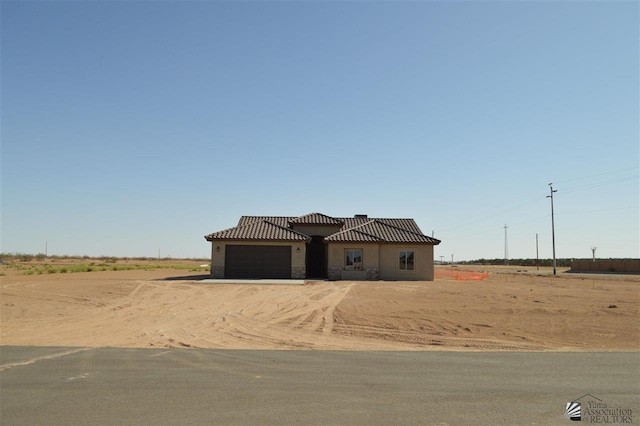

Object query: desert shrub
[12,259,204,275]
[69,265,92,273]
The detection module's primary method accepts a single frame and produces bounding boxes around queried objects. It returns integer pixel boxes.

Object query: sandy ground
[1,265,638,351]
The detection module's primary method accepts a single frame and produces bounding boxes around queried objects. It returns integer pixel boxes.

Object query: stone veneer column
[328,266,342,280]
[366,268,380,280]
[291,266,306,279]
[210,265,224,278]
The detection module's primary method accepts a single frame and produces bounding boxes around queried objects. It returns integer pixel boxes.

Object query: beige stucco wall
[326,243,434,281]
[210,241,307,278]
[209,240,435,280]
[379,244,434,281]
[327,243,380,270]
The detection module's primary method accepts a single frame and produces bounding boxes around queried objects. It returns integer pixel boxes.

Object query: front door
[306,236,326,278]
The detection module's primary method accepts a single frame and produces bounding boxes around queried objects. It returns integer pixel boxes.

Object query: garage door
[225,245,292,279]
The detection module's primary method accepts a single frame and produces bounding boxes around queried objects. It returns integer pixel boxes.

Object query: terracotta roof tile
[289,213,344,225]
[238,216,293,227]
[205,220,310,242]
[341,218,423,234]
[208,213,440,245]
[239,215,422,234]
[323,228,384,243]
[325,220,440,244]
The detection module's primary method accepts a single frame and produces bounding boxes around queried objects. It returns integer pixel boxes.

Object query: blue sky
[2,1,638,260]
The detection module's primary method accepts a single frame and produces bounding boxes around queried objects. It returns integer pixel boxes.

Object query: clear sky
[2,1,638,261]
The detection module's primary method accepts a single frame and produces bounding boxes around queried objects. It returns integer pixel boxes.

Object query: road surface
[1,347,638,425]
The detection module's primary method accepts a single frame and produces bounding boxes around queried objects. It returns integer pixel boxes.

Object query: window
[399,250,414,271]
[345,249,363,270]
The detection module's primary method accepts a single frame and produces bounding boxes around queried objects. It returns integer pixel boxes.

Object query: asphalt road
[1,347,638,425]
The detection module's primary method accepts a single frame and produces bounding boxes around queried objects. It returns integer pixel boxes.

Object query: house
[204,213,441,281]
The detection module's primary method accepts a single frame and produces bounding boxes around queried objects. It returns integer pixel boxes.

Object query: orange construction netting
[435,269,489,281]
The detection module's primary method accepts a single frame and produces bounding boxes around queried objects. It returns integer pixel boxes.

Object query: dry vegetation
[0,255,208,276]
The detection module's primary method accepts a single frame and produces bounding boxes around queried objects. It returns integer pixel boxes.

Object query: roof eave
[206,237,311,243]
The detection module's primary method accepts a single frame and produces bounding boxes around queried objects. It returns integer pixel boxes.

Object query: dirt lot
[1,263,638,351]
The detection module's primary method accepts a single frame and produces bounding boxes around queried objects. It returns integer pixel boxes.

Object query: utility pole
[45,241,48,257]
[504,224,509,266]
[439,255,444,265]
[591,247,597,262]
[536,234,539,271]
[451,254,454,265]
[547,183,558,275]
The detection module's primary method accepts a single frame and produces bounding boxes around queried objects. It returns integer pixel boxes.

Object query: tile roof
[239,216,421,233]
[237,216,293,227]
[289,213,344,226]
[341,217,423,234]
[324,220,440,244]
[322,228,384,243]
[205,220,310,242]
[207,213,440,245]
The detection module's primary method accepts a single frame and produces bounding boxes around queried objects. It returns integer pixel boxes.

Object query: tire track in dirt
[108,282,358,349]
[3,271,639,351]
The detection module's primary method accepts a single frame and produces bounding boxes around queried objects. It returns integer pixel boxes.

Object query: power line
[554,166,639,185]
[556,206,638,215]
[508,214,549,227]
[439,191,544,233]
[437,168,637,239]
[561,176,638,195]
[557,239,638,249]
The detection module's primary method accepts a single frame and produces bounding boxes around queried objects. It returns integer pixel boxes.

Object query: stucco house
[204,213,441,281]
